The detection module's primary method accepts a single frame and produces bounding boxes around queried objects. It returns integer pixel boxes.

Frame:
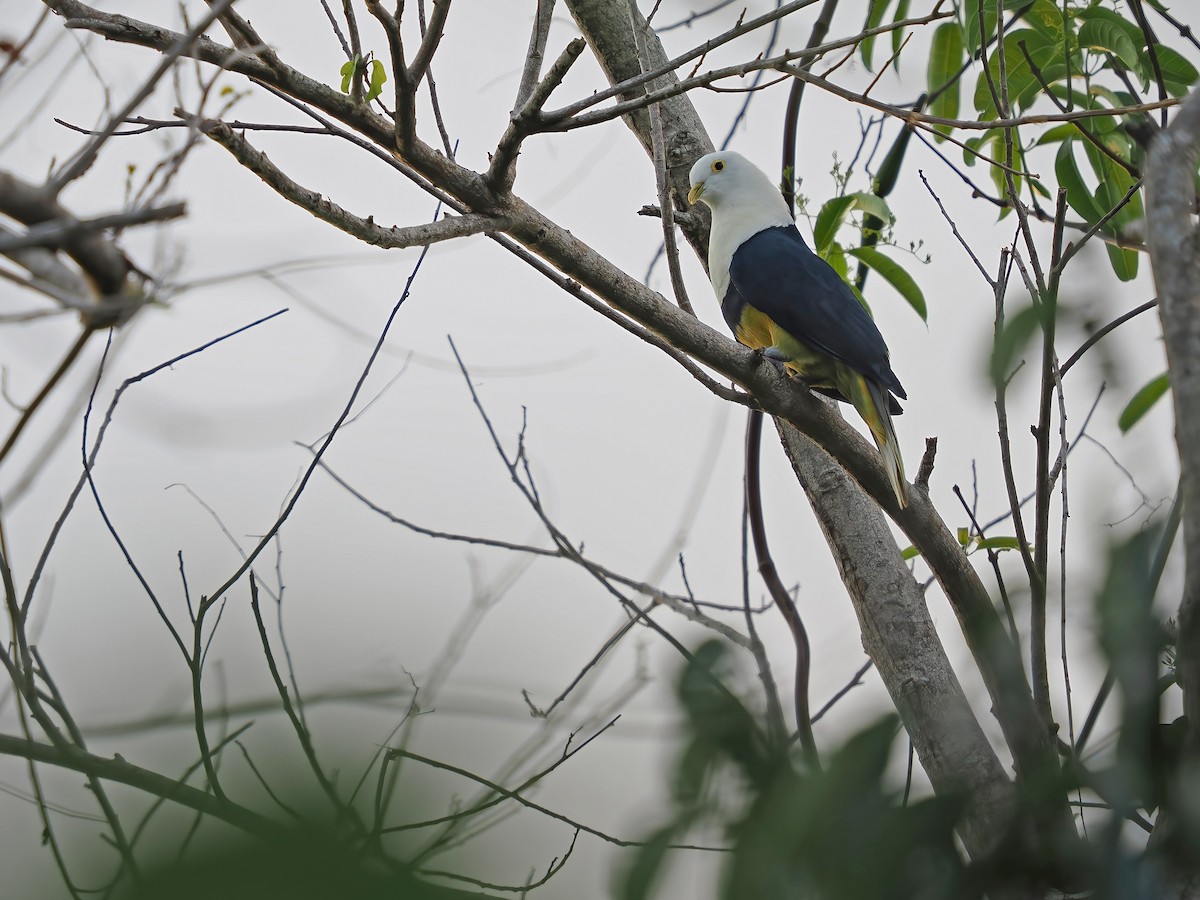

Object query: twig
[384,748,727,851]
[407,0,452,87]
[1060,299,1157,376]
[810,659,873,723]
[198,219,434,611]
[201,118,511,247]
[0,330,91,466]
[487,38,586,193]
[512,0,557,111]
[249,578,352,827]
[918,169,995,286]
[746,411,819,768]
[632,2,693,315]
[48,0,238,194]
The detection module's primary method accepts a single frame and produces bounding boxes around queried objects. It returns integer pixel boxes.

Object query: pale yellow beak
[687,182,705,205]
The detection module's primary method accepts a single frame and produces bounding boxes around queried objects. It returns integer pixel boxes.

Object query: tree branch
[0,731,279,836]
[201,117,511,247]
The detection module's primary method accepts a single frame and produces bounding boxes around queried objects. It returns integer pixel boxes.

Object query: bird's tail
[861,378,908,508]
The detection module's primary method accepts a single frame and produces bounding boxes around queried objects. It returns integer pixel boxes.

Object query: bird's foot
[754,346,792,376]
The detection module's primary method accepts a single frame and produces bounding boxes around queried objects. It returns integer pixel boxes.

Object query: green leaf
[1152,44,1200,97]
[973,29,1058,119]
[962,0,999,57]
[814,195,856,257]
[1081,138,1144,281]
[1035,123,1078,147]
[848,191,894,225]
[957,527,970,547]
[846,246,926,321]
[1078,17,1143,75]
[825,241,851,281]
[366,58,388,102]
[962,131,991,167]
[1105,242,1140,282]
[1119,372,1169,432]
[927,23,963,140]
[1055,141,1105,224]
[1021,0,1068,42]
[339,56,358,94]
[861,0,893,70]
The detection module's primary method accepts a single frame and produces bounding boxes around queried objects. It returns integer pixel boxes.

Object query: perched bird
[687,151,908,507]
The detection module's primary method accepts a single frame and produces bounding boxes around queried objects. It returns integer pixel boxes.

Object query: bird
[687,150,908,508]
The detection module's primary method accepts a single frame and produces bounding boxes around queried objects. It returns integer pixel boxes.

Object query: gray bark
[1146,86,1200,899]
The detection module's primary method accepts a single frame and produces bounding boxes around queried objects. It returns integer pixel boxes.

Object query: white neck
[707,194,793,301]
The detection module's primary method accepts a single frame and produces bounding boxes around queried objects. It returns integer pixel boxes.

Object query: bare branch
[487,38,586,193]
[513,0,557,111]
[45,0,237,193]
[200,118,510,246]
[408,0,452,87]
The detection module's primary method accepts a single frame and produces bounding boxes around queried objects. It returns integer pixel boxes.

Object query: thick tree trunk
[1146,86,1200,899]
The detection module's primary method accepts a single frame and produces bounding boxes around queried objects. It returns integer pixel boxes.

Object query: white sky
[0,1,1189,896]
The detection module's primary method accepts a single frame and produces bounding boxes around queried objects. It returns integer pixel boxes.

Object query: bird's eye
[712,160,725,173]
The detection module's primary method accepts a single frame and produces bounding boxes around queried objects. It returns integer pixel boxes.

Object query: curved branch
[202,118,512,247]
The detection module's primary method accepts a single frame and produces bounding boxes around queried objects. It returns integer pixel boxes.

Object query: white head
[687,151,794,298]
[687,151,794,223]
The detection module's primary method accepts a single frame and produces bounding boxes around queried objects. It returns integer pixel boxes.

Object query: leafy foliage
[917,0,1199,278]
[619,642,969,900]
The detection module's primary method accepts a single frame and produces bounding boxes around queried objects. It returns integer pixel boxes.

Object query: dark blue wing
[727,225,906,400]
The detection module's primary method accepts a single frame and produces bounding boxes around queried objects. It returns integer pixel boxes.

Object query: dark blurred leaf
[618,820,685,900]
[118,827,461,900]
[679,640,774,787]
[724,718,969,900]
[1096,532,1166,810]
[990,303,1045,387]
